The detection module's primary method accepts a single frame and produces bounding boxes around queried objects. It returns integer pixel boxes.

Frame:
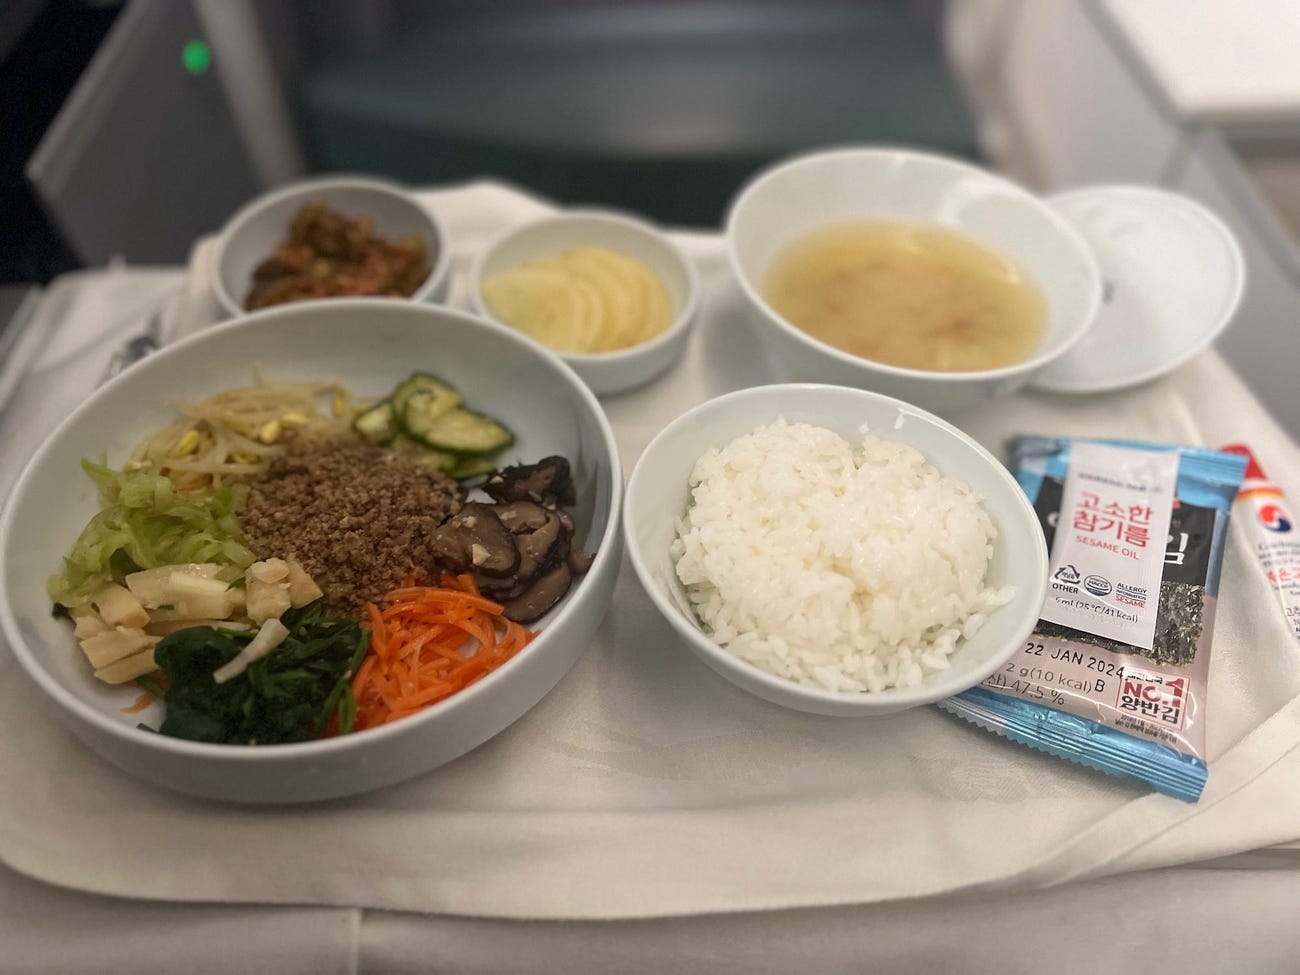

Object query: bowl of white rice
[623,384,1048,716]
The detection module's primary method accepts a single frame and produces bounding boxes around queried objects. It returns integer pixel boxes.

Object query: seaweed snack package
[939,437,1247,802]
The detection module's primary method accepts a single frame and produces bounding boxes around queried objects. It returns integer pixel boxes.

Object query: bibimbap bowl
[0,300,622,803]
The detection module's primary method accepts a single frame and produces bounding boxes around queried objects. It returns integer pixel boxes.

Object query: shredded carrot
[121,690,155,714]
[352,574,538,730]
[121,674,169,714]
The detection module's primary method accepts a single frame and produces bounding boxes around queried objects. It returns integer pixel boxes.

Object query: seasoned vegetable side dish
[48,372,592,745]
[245,203,432,310]
[482,245,673,353]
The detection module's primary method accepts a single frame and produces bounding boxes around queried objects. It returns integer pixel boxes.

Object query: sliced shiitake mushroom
[567,546,595,575]
[429,503,519,578]
[493,500,551,534]
[430,472,588,616]
[502,563,573,623]
[551,509,593,574]
[474,572,529,600]
[473,503,577,595]
[514,511,564,580]
[483,456,575,507]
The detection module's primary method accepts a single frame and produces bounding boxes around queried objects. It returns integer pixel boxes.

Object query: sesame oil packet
[938,437,1248,802]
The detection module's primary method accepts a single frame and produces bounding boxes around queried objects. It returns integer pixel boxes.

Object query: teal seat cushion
[302,3,978,225]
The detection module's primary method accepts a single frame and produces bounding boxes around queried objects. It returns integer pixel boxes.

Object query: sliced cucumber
[447,455,498,481]
[366,372,511,469]
[400,388,461,441]
[353,399,397,444]
[391,373,461,426]
[413,408,514,455]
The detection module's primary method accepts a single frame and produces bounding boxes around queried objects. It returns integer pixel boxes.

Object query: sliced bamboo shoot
[94,647,159,684]
[90,583,149,628]
[285,561,324,607]
[80,626,155,669]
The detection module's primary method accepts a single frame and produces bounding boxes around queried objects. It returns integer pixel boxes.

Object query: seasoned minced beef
[241,438,465,613]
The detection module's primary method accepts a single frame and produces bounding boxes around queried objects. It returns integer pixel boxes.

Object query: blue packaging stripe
[1012,451,1047,504]
[1007,436,1247,512]
[939,687,1208,802]
[938,697,1204,801]
[942,696,1200,798]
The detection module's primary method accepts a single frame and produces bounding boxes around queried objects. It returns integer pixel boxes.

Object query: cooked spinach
[150,602,368,745]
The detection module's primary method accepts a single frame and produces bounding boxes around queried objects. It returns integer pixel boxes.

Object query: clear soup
[763,221,1047,372]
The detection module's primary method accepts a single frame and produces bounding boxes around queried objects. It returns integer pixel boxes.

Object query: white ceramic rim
[209,175,453,318]
[623,382,1050,710]
[466,208,701,365]
[0,298,623,765]
[724,145,1106,384]
[1033,184,1247,394]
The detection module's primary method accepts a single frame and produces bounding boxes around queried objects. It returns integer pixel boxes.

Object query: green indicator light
[182,39,212,76]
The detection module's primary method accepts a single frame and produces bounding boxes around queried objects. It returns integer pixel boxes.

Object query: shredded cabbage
[48,460,255,608]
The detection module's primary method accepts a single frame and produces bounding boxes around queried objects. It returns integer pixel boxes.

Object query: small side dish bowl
[623,383,1048,717]
[211,176,452,319]
[725,147,1104,415]
[468,210,700,395]
[0,300,622,803]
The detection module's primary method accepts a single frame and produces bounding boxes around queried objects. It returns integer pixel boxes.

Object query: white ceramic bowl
[468,210,700,395]
[211,176,452,319]
[725,147,1104,415]
[623,383,1048,717]
[0,300,622,803]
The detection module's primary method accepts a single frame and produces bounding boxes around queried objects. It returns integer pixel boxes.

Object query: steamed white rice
[671,420,1015,692]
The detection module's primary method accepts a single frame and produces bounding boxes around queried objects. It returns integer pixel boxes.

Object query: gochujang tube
[1222,444,1300,643]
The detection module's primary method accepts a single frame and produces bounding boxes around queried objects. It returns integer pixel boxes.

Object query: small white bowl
[0,300,622,803]
[725,147,1104,415]
[623,383,1048,717]
[211,176,452,319]
[468,210,700,395]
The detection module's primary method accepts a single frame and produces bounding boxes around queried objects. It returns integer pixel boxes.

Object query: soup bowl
[0,300,622,803]
[725,147,1104,415]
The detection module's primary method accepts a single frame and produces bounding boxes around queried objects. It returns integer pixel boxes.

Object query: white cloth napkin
[1,182,1298,920]
[0,269,183,467]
